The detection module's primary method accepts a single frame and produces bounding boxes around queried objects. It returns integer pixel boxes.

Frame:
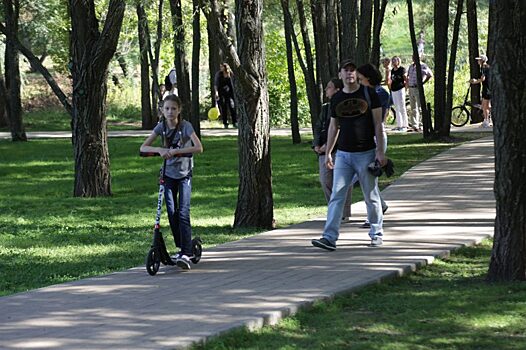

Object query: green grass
[194,239,526,350]
[0,133,487,296]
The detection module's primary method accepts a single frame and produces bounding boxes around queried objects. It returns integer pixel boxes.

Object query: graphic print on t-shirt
[334,98,368,118]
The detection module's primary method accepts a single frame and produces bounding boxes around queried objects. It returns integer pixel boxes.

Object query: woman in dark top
[390,56,409,132]
[470,55,492,128]
[214,63,237,128]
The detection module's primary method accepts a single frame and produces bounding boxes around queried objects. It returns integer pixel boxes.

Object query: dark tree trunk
[433,0,449,134]
[311,0,330,91]
[191,0,201,138]
[281,0,300,144]
[169,0,192,123]
[295,0,321,133]
[3,0,25,141]
[407,0,430,137]
[340,0,357,60]
[356,0,372,65]
[207,21,222,106]
[466,0,482,123]
[326,0,339,78]
[150,0,163,122]
[137,4,154,130]
[487,0,526,282]
[370,0,388,67]
[443,0,464,137]
[202,0,273,229]
[0,73,7,128]
[69,0,125,197]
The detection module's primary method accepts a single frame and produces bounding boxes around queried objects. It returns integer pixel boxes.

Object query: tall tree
[202,0,274,228]
[370,0,388,67]
[169,0,192,122]
[356,0,373,65]
[340,0,357,60]
[3,0,26,141]
[443,0,464,137]
[0,72,7,128]
[281,0,300,144]
[433,0,449,135]
[137,3,154,130]
[69,0,125,197]
[191,0,201,138]
[466,0,482,123]
[487,0,526,282]
[311,0,330,90]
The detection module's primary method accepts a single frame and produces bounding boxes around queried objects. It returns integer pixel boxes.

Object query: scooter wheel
[146,248,160,275]
[191,238,202,264]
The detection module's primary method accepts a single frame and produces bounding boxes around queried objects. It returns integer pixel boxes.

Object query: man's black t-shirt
[330,85,381,152]
[391,67,406,91]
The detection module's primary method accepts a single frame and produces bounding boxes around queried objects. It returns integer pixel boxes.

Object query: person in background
[470,54,492,128]
[214,63,237,129]
[313,78,353,223]
[407,54,433,132]
[390,56,409,132]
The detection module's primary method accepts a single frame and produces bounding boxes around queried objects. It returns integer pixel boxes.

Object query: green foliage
[0,133,484,296]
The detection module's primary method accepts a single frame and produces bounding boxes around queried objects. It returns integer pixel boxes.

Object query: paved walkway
[0,137,495,350]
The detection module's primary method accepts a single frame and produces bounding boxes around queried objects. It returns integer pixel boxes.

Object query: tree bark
[326,0,339,78]
[69,0,125,197]
[281,0,300,144]
[137,4,154,130]
[207,21,222,106]
[487,0,526,282]
[0,73,7,128]
[433,0,449,135]
[202,0,274,229]
[311,0,330,91]
[443,0,464,137]
[370,0,388,67]
[191,0,202,138]
[340,0,357,60]
[407,0,430,137]
[169,0,192,123]
[356,0,373,65]
[3,0,26,141]
[466,0,482,123]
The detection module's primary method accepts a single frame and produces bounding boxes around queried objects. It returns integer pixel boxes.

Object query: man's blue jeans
[164,175,192,255]
[323,149,384,244]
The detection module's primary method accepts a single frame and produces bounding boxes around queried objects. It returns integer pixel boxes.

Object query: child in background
[140,95,203,270]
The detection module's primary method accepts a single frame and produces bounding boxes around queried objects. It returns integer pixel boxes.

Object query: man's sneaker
[311,237,336,251]
[360,220,371,229]
[382,205,389,214]
[176,254,192,270]
[369,235,383,247]
[341,216,350,223]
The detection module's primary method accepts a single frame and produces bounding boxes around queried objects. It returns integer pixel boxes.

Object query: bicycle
[451,85,489,127]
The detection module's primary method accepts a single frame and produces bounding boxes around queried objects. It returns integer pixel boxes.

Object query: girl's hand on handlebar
[159,148,173,159]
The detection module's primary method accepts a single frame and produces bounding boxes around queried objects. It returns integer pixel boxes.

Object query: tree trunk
[340,0,357,60]
[311,0,330,91]
[326,0,339,78]
[207,21,222,106]
[3,0,26,141]
[69,0,125,197]
[487,0,526,282]
[433,0,449,134]
[281,0,300,144]
[443,0,464,137]
[137,4,154,130]
[466,0,482,123]
[370,0,388,67]
[295,0,321,133]
[191,0,201,138]
[0,73,7,128]
[202,0,273,229]
[356,0,372,65]
[407,0,430,137]
[169,0,192,123]
[150,0,164,122]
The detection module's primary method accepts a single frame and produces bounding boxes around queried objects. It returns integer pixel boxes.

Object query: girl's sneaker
[176,254,191,270]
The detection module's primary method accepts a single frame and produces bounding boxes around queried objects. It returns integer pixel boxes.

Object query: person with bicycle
[470,54,491,128]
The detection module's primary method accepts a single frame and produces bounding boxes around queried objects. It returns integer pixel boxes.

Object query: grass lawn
[194,239,526,350]
[1,132,487,297]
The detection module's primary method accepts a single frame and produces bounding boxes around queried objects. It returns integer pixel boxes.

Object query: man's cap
[476,54,488,62]
[339,59,356,71]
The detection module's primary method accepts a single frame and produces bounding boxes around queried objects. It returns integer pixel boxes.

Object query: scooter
[141,152,202,276]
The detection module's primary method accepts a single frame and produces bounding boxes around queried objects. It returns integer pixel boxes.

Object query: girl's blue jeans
[164,175,192,255]
[323,149,384,244]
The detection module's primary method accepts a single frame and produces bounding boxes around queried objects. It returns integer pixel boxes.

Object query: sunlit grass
[0,133,485,296]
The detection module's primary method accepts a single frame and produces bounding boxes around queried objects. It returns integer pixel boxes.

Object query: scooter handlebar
[139,151,192,158]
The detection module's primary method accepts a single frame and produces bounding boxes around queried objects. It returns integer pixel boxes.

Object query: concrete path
[0,137,495,350]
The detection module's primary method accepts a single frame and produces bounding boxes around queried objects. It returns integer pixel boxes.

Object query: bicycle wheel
[451,106,470,127]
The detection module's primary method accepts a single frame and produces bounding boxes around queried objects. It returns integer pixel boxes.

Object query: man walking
[407,55,433,131]
[311,60,387,250]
